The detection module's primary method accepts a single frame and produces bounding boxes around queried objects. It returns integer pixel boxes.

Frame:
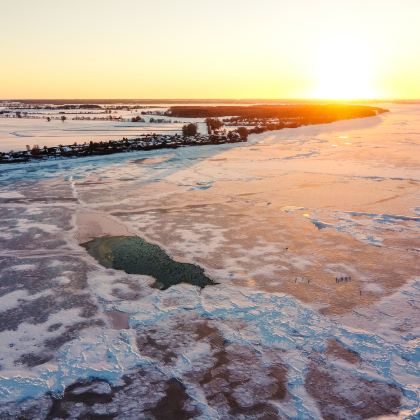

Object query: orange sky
[1,0,420,99]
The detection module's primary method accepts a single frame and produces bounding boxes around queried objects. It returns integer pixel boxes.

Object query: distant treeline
[54,104,102,110]
[166,104,388,123]
[5,99,295,105]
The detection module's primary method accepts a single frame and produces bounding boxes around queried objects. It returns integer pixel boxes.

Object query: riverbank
[0,132,246,164]
[0,103,388,164]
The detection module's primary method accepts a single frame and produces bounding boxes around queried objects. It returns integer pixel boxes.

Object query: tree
[31,145,40,156]
[237,126,248,140]
[227,131,239,142]
[205,118,223,134]
[61,115,67,122]
[182,123,197,137]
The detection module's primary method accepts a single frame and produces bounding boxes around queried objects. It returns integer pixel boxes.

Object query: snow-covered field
[0,105,207,152]
[0,104,418,418]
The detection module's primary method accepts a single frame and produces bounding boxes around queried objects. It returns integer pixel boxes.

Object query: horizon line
[2,98,419,102]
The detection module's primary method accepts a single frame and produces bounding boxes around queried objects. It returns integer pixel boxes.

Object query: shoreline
[0,132,247,164]
[0,111,385,165]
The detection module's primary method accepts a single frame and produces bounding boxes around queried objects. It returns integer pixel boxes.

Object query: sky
[1,0,420,99]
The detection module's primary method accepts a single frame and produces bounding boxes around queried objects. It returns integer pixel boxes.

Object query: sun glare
[311,41,378,100]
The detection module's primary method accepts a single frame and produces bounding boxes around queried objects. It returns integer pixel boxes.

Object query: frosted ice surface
[0,104,419,418]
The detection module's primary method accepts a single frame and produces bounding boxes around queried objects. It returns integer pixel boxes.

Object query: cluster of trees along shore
[0,104,387,164]
[182,121,249,141]
[0,129,248,164]
[177,104,388,139]
[166,104,388,120]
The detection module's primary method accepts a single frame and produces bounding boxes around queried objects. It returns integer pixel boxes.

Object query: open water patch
[82,236,215,290]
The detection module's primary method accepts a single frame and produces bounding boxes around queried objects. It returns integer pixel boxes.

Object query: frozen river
[0,104,418,418]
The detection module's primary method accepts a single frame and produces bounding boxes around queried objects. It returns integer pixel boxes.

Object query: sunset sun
[311,41,378,100]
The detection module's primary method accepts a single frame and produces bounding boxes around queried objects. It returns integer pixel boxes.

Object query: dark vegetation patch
[167,104,388,120]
